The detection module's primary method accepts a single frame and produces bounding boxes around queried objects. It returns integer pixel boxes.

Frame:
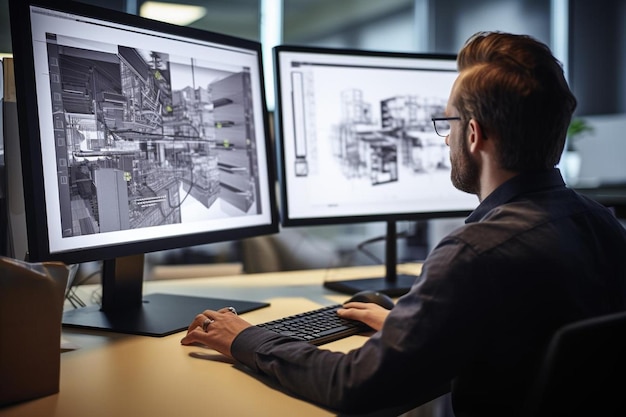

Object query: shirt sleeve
[230,234,490,414]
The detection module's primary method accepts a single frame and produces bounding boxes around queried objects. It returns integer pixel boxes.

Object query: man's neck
[478,168,519,202]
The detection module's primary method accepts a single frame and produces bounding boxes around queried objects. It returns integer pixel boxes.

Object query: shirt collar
[465,168,566,224]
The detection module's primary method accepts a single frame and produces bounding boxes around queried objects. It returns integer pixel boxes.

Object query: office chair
[522,310,626,417]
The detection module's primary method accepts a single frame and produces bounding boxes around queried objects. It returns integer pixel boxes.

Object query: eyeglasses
[432,116,462,137]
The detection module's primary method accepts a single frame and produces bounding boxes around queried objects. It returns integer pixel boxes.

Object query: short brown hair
[454,31,577,171]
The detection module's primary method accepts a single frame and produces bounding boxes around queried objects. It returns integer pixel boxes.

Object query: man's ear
[467,118,486,152]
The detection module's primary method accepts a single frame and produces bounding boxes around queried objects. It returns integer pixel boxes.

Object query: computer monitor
[273,45,477,296]
[8,0,279,336]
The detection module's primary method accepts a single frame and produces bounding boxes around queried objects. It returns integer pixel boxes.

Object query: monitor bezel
[9,0,280,266]
[272,44,475,229]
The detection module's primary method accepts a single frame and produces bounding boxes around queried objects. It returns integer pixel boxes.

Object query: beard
[450,127,480,196]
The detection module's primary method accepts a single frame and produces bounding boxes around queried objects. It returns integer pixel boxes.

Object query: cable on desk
[65,266,101,309]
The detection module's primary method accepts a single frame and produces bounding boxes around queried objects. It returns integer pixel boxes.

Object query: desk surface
[0,264,421,417]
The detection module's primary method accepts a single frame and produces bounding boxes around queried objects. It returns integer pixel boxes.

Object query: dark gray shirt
[232,169,626,416]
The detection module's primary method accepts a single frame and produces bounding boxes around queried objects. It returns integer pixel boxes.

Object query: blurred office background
[1,0,625,274]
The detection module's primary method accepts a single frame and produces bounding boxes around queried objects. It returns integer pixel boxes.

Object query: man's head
[450,31,577,174]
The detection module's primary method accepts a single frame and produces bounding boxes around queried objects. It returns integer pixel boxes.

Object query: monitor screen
[8,0,278,336]
[273,45,477,295]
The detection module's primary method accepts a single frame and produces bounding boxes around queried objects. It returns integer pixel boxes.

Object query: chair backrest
[522,310,626,416]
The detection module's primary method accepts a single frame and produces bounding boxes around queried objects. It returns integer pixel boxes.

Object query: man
[181,32,626,416]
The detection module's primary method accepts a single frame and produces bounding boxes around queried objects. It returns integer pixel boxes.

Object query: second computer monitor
[273,45,477,295]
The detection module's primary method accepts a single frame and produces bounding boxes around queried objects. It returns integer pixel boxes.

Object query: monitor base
[323,274,419,297]
[62,293,269,337]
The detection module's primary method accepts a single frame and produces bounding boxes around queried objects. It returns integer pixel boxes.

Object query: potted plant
[566,118,594,151]
[562,117,593,185]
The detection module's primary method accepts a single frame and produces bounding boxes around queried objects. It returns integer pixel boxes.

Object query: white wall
[570,114,626,187]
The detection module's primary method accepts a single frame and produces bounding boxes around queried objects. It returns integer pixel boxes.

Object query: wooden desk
[0,264,422,417]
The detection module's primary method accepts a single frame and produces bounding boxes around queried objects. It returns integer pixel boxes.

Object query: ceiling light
[140,1,207,26]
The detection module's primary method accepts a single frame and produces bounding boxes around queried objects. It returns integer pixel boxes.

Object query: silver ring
[202,318,214,332]
[227,306,237,315]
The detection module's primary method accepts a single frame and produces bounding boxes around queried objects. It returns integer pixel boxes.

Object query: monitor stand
[323,221,421,297]
[62,255,269,337]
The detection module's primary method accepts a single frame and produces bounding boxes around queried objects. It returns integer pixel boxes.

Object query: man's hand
[180,307,252,359]
[337,302,391,331]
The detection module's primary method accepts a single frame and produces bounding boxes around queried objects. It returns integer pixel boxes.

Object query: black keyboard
[256,304,371,345]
